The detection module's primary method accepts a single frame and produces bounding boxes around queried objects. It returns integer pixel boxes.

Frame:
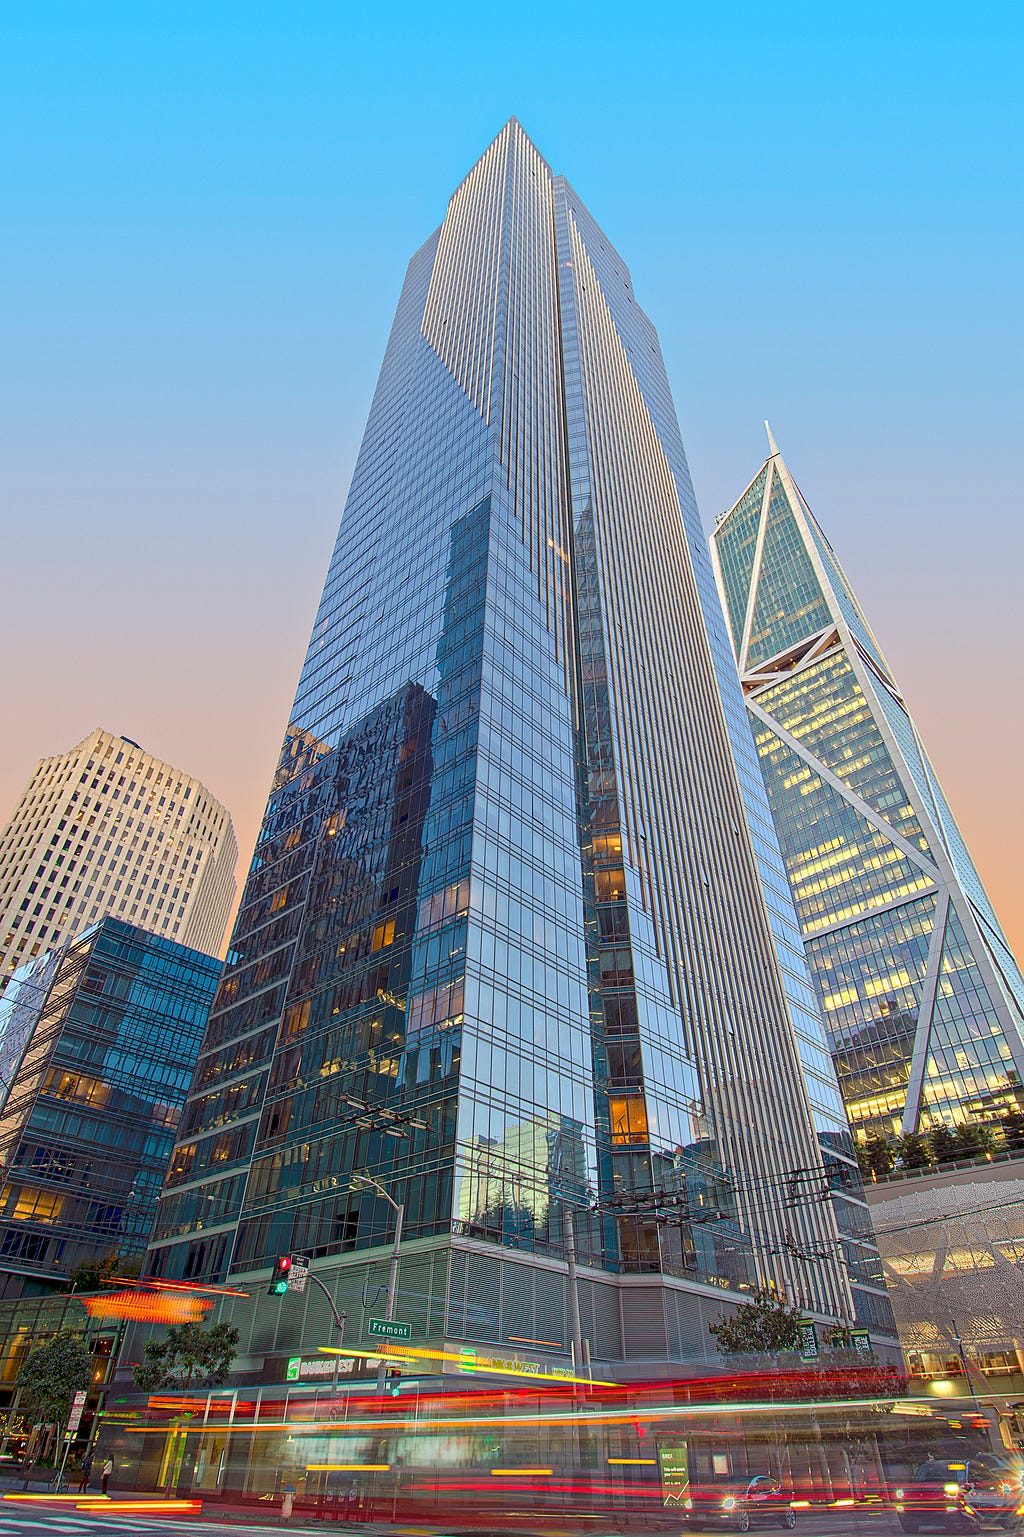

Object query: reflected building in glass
[711,427,1024,1146]
[146,123,894,1368]
[0,918,219,1298]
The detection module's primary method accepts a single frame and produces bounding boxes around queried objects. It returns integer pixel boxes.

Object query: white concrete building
[0,729,237,977]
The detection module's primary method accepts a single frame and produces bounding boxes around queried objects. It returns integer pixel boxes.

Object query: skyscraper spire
[764,418,781,457]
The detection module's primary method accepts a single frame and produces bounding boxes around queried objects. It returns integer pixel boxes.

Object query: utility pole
[951,1319,992,1446]
[377,1198,404,1397]
[563,1206,587,1381]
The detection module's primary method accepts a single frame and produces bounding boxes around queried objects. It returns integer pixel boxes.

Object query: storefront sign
[457,1348,574,1381]
[798,1321,819,1360]
[284,1356,356,1382]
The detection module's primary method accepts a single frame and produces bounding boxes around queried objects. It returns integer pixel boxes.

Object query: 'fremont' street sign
[368,1317,412,1340]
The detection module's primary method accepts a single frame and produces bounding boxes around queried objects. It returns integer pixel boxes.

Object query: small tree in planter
[709,1289,803,1355]
[17,1331,92,1473]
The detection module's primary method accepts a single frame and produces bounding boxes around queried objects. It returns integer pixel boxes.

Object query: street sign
[368,1317,411,1340]
[287,1261,309,1294]
[798,1321,819,1361]
[66,1389,87,1435]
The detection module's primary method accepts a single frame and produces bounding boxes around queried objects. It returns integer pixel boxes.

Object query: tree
[17,1331,92,1428]
[1001,1109,1024,1151]
[953,1123,993,1159]
[68,1252,139,1292]
[132,1321,240,1391]
[897,1132,933,1169]
[928,1124,959,1163]
[857,1135,896,1178]
[709,1289,803,1356]
[929,1122,993,1163]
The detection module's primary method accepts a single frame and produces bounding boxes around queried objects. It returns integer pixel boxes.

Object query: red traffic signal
[269,1255,292,1295]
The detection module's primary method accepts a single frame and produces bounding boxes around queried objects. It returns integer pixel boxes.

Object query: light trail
[317,1341,609,1386]
[107,1392,909,1438]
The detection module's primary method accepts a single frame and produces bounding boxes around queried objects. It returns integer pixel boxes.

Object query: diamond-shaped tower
[712,427,1024,1144]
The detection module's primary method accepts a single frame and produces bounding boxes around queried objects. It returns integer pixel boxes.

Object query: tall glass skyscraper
[147,123,893,1368]
[712,428,1024,1146]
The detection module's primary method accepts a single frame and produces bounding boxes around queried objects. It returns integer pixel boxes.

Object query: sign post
[55,1390,88,1487]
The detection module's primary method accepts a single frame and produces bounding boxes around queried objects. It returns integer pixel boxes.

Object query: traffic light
[385,1366,401,1397]
[268,1255,292,1296]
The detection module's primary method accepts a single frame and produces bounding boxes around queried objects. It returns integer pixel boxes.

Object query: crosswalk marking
[0,1512,328,1536]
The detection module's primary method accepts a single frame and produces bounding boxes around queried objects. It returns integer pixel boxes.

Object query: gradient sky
[3,3,1022,955]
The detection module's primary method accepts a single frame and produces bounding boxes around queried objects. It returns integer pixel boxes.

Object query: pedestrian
[77,1453,93,1494]
[101,1456,113,1495]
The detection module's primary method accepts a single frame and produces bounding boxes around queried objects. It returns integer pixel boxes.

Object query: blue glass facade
[0,918,219,1295]
[148,124,889,1365]
[712,440,1024,1147]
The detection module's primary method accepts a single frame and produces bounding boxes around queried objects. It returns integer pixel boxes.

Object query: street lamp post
[352,1175,404,1396]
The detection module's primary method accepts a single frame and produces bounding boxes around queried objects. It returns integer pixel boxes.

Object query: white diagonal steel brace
[746,699,941,878]
[901,890,950,1135]
[806,885,939,941]
[738,462,776,670]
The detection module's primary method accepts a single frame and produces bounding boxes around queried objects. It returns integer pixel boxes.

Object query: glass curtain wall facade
[147,123,891,1364]
[711,430,1024,1146]
[0,918,219,1297]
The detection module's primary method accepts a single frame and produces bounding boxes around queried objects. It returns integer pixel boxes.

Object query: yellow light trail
[306,1463,390,1472]
[4,1495,102,1503]
[317,1342,609,1387]
[490,1468,553,1477]
[77,1500,201,1513]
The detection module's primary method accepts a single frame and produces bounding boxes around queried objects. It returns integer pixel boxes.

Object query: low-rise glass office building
[0,917,220,1297]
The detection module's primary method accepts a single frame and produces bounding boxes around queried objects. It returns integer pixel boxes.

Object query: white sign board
[66,1389,87,1434]
[287,1262,309,1294]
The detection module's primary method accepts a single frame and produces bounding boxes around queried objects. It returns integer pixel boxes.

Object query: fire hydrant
[281,1484,295,1521]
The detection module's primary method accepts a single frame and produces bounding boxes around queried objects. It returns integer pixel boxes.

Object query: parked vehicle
[684,1474,798,1530]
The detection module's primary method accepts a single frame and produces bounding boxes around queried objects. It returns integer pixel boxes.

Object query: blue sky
[3,2,1022,945]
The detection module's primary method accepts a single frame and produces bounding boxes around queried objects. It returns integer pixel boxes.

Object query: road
[0,1503,918,1537]
[0,1507,324,1537]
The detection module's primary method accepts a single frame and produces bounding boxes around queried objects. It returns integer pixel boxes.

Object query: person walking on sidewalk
[77,1453,93,1494]
[101,1457,113,1495]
